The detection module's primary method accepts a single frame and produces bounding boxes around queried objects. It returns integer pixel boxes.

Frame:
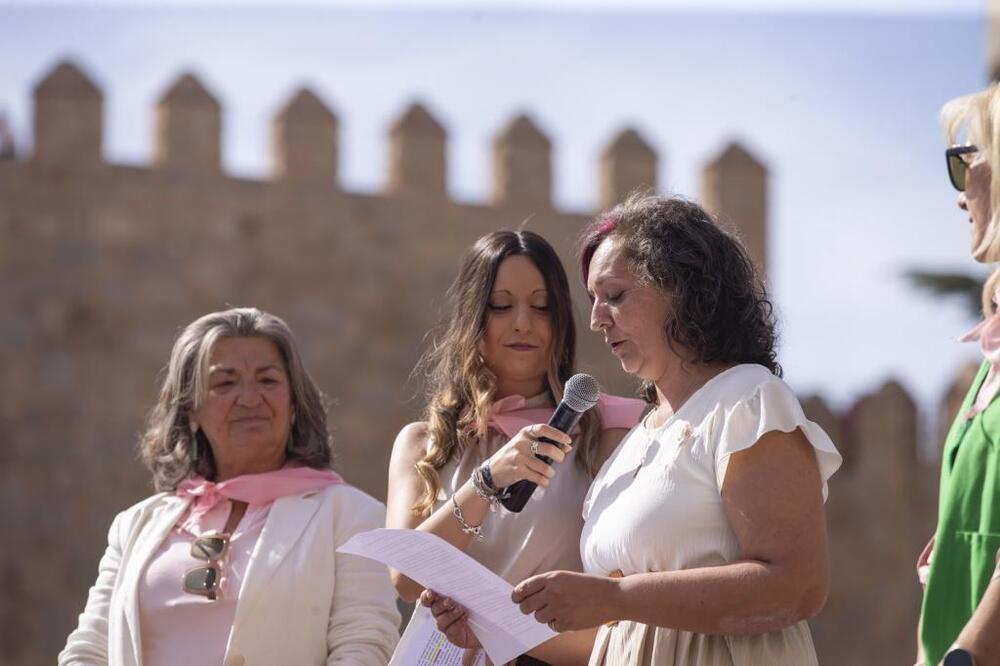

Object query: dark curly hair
[580,192,781,403]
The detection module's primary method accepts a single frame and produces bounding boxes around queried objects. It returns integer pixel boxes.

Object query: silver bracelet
[451,495,484,540]
[471,465,508,508]
[470,466,498,504]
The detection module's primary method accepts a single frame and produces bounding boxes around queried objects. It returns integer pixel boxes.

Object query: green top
[921,360,1000,665]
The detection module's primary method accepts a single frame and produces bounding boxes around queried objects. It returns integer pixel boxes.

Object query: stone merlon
[702,140,768,274]
[599,127,657,211]
[386,101,447,197]
[272,87,339,185]
[492,113,552,209]
[32,60,103,167]
[155,72,222,175]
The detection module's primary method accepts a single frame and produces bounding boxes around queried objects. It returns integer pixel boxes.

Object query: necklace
[632,371,719,479]
[633,409,672,479]
[628,365,732,480]
[648,364,733,426]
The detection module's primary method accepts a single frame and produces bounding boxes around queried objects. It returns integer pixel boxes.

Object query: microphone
[500,373,601,513]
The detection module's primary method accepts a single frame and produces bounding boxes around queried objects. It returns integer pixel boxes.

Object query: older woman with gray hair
[59,307,400,666]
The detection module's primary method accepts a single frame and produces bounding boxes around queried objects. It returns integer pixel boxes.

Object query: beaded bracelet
[451,495,484,540]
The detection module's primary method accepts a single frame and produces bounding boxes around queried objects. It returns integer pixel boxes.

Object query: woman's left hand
[421,589,481,650]
[512,571,621,632]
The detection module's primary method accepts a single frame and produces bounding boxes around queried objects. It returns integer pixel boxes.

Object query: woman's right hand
[486,424,572,489]
[421,589,481,649]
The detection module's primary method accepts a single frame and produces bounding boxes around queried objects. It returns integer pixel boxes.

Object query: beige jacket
[58,484,400,666]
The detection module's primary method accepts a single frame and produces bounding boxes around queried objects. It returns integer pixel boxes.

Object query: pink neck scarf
[175,465,344,534]
[959,287,1000,416]
[486,393,558,438]
[485,391,646,438]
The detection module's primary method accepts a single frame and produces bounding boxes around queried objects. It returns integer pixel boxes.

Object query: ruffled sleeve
[713,377,842,500]
[596,393,647,430]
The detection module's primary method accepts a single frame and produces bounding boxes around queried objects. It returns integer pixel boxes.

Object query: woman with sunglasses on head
[915,88,1000,666]
[386,230,644,665]
[425,195,842,665]
[59,308,400,666]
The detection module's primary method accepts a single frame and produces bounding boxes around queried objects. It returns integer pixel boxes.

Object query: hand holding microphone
[499,373,601,513]
[485,424,572,490]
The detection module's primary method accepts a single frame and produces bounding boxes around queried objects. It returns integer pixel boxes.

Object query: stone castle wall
[0,59,951,664]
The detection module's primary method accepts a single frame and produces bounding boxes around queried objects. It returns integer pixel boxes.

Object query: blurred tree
[906,269,986,319]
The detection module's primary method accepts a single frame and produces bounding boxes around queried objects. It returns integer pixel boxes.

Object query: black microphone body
[500,398,591,513]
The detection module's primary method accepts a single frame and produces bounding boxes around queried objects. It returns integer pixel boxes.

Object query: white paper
[339,528,556,664]
[390,605,487,666]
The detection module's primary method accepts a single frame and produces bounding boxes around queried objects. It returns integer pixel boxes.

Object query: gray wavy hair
[141,307,333,491]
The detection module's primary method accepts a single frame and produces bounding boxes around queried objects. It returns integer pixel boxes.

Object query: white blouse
[580,364,842,666]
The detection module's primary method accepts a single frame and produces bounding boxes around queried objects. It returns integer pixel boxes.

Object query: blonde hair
[941,83,1000,314]
[411,231,602,516]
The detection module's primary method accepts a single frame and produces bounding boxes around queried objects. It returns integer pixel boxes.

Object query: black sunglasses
[946,145,979,192]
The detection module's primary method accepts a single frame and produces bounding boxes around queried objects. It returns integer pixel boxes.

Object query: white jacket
[58,484,400,666]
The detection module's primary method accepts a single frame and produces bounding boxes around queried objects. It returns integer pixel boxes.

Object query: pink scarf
[959,286,1000,416]
[486,393,560,438]
[486,392,645,438]
[176,465,344,534]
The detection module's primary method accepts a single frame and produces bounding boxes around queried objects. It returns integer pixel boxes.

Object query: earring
[287,410,299,455]
[190,424,200,463]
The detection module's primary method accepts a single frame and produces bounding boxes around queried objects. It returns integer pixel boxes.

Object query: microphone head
[563,373,601,413]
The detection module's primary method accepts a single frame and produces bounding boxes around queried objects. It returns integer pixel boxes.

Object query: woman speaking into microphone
[385,230,644,664]
[426,196,842,666]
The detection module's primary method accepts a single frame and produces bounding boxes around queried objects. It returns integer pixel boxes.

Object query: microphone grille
[563,373,601,413]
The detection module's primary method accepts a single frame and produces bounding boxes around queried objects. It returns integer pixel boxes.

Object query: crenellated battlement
[23,59,764,232]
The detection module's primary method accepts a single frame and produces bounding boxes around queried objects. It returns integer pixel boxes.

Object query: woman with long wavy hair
[386,230,644,665]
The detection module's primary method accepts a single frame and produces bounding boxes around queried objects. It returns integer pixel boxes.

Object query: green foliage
[905,269,985,319]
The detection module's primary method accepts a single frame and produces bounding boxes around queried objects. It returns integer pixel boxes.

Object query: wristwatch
[943,648,975,666]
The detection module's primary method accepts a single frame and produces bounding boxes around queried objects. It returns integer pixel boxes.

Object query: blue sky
[0,3,990,442]
[0,0,984,12]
